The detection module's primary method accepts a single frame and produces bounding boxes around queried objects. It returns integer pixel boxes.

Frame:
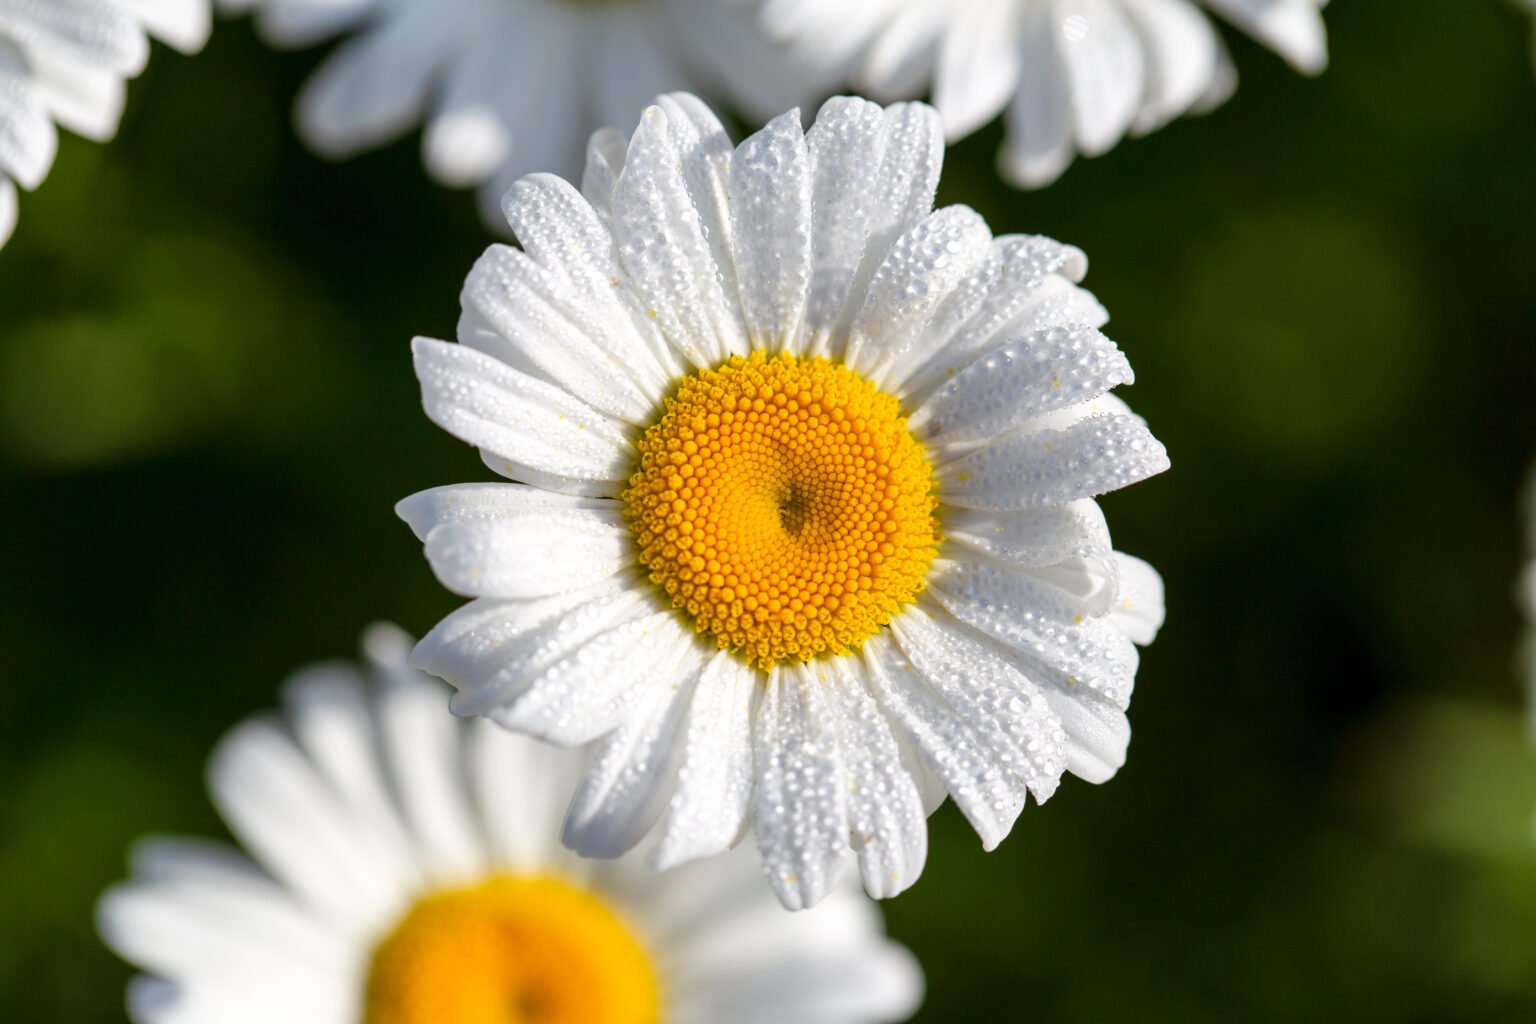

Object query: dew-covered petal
[395,482,614,541]
[610,97,746,368]
[939,500,1112,572]
[487,602,698,745]
[119,0,211,53]
[1109,550,1165,644]
[561,649,705,858]
[909,325,1132,445]
[887,606,1067,809]
[819,657,928,900]
[651,651,760,871]
[752,665,848,910]
[0,53,57,190]
[730,109,812,352]
[936,411,1169,509]
[412,337,632,496]
[420,506,631,600]
[844,205,994,380]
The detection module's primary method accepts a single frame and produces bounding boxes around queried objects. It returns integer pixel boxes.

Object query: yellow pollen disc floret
[624,351,939,669]
[364,876,658,1024]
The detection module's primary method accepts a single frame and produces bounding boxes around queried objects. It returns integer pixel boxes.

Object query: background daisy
[400,92,1167,910]
[219,0,838,228]
[98,625,922,1024]
[757,0,1329,186]
[0,0,209,248]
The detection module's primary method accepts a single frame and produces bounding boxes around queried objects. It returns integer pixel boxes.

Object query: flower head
[757,0,1330,187]
[219,0,836,230]
[0,0,210,248]
[401,93,1168,909]
[98,625,922,1023]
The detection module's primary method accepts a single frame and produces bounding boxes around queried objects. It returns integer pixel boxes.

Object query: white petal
[931,0,1021,138]
[651,651,759,871]
[123,974,343,1024]
[819,657,928,900]
[119,0,211,53]
[1058,0,1146,157]
[411,584,635,713]
[729,109,812,352]
[561,649,705,858]
[27,47,124,141]
[936,411,1170,510]
[295,8,445,158]
[205,718,409,937]
[0,0,148,74]
[858,633,1026,850]
[845,204,994,383]
[810,100,946,359]
[1047,683,1131,783]
[1120,0,1222,132]
[457,243,665,423]
[752,664,848,910]
[0,177,15,247]
[468,721,585,872]
[888,607,1067,808]
[420,506,630,599]
[97,838,354,991]
[1108,550,1165,644]
[411,336,632,496]
[395,482,613,541]
[928,565,1139,706]
[1001,2,1075,188]
[488,602,698,745]
[909,325,1132,445]
[279,666,420,888]
[0,54,57,190]
[857,2,946,100]
[365,626,486,885]
[497,173,681,386]
[939,500,1112,572]
[250,0,373,48]
[610,97,746,368]
[580,125,629,217]
[1205,0,1329,73]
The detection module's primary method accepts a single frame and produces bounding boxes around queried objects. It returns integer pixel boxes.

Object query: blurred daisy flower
[98,625,922,1024]
[757,0,1329,187]
[400,93,1168,910]
[0,0,210,247]
[220,0,835,228]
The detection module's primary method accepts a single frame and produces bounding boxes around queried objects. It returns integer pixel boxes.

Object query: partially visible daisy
[399,92,1168,910]
[0,0,210,248]
[756,0,1329,187]
[220,0,835,228]
[98,625,922,1024]
[1517,0,1536,79]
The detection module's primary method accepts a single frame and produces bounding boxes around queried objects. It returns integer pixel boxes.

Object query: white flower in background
[0,0,210,248]
[220,0,835,228]
[98,625,922,1024]
[757,0,1329,187]
[399,92,1168,910]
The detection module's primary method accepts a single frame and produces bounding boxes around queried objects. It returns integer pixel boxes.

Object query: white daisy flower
[220,0,835,228]
[0,0,211,248]
[98,625,923,1024]
[756,0,1329,187]
[399,92,1168,910]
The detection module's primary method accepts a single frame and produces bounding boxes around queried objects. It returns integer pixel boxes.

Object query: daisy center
[624,351,939,669]
[364,876,658,1024]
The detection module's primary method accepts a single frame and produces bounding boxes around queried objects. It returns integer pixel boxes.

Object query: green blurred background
[3,0,1536,1020]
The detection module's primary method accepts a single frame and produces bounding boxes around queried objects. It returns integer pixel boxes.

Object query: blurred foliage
[1,0,1535,1022]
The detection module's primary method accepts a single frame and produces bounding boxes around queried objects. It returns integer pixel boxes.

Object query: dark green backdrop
[3,1,1535,1020]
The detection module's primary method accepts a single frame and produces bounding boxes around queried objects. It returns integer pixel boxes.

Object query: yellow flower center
[364,876,659,1024]
[624,351,939,669]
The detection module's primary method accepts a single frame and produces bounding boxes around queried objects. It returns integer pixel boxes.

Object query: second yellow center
[624,351,939,669]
